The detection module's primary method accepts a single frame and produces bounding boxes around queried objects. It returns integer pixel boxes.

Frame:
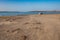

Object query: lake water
[0,11,60,16]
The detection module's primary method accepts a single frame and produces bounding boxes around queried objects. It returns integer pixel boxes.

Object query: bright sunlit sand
[0,0,60,40]
[0,14,60,40]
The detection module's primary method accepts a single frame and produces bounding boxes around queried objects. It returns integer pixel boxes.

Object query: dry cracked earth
[0,14,60,40]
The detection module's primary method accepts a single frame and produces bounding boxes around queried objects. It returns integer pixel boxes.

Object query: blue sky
[0,0,60,11]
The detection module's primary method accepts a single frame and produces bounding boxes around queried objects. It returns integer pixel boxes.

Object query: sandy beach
[0,14,60,40]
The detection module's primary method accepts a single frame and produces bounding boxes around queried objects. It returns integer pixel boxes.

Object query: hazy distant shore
[0,11,60,16]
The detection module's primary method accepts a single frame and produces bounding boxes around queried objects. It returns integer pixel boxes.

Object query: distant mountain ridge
[0,11,20,13]
[0,11,60,13]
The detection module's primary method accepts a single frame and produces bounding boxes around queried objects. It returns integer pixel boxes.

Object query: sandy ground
[0,14,60,40]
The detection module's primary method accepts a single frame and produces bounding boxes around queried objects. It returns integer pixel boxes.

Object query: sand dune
[0,14,60,40]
